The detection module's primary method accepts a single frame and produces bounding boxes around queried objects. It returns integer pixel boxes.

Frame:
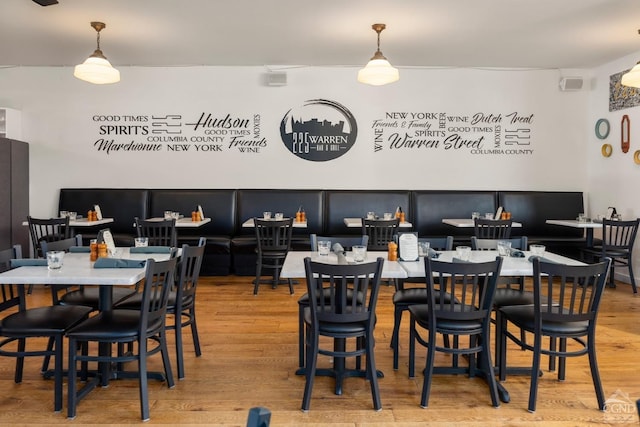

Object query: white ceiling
[2,0,640,71]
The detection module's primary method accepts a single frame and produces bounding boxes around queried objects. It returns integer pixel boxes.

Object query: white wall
[588,50,640,285]
[0,65,589,218]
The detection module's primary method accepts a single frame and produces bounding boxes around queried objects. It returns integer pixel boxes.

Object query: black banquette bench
[58,188,585,276]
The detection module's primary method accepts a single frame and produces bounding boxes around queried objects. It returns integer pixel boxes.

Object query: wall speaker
[559,77,583,91]
[267,71,287,86]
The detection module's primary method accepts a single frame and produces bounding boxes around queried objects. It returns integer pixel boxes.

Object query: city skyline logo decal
[280,99,357,161]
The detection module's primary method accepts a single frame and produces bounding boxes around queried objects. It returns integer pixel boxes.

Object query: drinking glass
[134,237,149,247]
[164,210,173,220]
[263,211,272,220]
[46,251,64,269]
[418,241,430,257]
[471,211,480,220]
[366,212,375,220]
[456,246,471,261]
[68,211,77,220]
[274,212,284,220]
[317,240,331,256]
[497,240,512,256]
[352,245,367,262]
[484,213,494,219]
[383,212,393,220]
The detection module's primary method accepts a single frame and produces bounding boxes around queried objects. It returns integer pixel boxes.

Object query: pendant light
[74,22,120,85]
[621,29,640,88]
[357,23,399,86]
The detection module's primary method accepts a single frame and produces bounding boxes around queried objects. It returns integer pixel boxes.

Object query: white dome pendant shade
[74,22,120,85]
[357,23,399,86]
[621,61,640,88]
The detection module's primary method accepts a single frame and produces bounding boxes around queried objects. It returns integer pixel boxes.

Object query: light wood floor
[1,275,639,426]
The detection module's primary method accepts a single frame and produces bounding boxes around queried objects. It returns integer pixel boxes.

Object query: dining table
[343,217,413,228]
[441,218,523,228]
[0,248,176,389]
[145,217,211,227]
[545,219,602,247]
[242,217,307,228]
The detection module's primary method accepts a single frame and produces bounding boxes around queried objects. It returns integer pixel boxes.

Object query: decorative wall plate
[621,115,630,153]
[595,118,610,139]
[601,143,613,157]
[634,150,640,165]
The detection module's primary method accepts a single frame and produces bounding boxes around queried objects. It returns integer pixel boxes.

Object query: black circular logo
[280,99,358,161]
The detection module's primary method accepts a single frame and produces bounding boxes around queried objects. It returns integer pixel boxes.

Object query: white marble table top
[398,250,584,278]
[0,248,173,286]
[280,251,408,279]
[344,218,413,228]
[242,218,307,228]
[145,217,211,228]
[545,219,602,229]
[442,218,523,228]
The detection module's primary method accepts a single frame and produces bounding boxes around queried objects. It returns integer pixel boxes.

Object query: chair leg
[15,338,25,383]
[190,309,202,357]
[138,339,150,422]
[366,334,382,411]
[41,336,55,373]
[408,317,417,378]
[628,260,638,293]
[479,328,500,407]
[391,306,403,370]
[587,332,606,410]
[558,338,567,381]
[288,278,294,295]
[53,335,63,412]
[301,330,318,412]
[528,332,543,413]
[175,315,185,380]
[420,328,437,408]
[253,262,262,295]
[298,304,305,369]
[498,316,508,382]
[67,338,78,419]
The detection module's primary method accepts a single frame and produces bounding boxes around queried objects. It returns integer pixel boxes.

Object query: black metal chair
[473,218,513,239]
[497,257,611,412]
[408,256,503,408]
[301,256,384,411]
[116,239,206,379]
[27,216,71,258]
[390,236,454,371]
[253,217,294,295]
[0,244,92,412]
[362,218,399,250]
[134,217,177,247]
[582,218,639,293]
[66,257,178,421]
[297,234,369,371]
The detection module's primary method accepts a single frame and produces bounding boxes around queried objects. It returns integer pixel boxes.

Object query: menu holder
[198,204,205,220]
[398,232,419,262]
[97,228,116,254]
[494,206,503,221]
[606,207,617,220]
[94,204,103,220]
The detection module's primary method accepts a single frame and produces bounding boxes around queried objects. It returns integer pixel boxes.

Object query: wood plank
[0,276,638,425]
